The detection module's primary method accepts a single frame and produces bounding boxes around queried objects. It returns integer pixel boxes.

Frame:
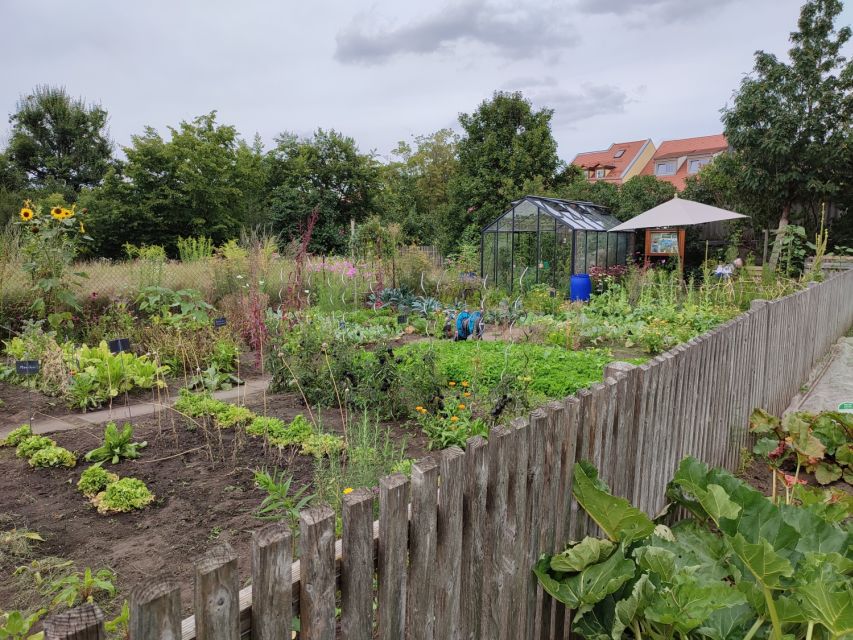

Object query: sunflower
[51,206,64,220]
[60,208,73,219]
[19,207,34,222]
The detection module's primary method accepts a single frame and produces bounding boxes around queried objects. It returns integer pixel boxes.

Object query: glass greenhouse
[481,196,634,291]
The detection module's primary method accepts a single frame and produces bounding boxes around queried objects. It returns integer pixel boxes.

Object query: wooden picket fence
[44,271,853,640]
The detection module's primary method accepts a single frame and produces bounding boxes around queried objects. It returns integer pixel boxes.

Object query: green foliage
[135,286,213,326]
[28,445,76,468]
[300,432,346,459]
[172,390,253,428]
[176,236,214,262]
[253,468,315,530]
[15,436,55,460]
[1,425,32,447]
[7,85,112,193]
[447,91,560,252]
[93,477,155,514]
[46,566,116,608]
[76,464,119,498]
[537,457,853,640]
[414,388,488,450]
[0,609,45,640]
[618,175,677,220]
[84,422,147,464]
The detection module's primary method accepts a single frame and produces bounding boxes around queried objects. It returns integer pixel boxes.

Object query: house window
[688,157,711,174]
[613,149,626,159]
[595,168,606,178]
[655,160,676,176]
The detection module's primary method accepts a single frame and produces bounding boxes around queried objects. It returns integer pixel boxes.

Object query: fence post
[379,473,410,640]
[44,603,105,640]
[342,488,376,640]
[130,578,182,640]
[252,523,292,640]
[460,436,488,640]
[299,506,336,640]
[194,543,240,640]
[435,447,465,640]
[408,458,439,640]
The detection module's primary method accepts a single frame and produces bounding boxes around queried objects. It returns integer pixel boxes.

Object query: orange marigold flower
[343,487,354,495]
[457,403,466,410]
[448,381,457,387]
[463,392,471,398]
[461,381,469,387]
[450,416,459,422]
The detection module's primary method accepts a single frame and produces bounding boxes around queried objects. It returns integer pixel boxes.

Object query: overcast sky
[2,0,851,163]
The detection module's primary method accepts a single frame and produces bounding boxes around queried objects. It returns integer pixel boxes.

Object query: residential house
[571,139,656,185]
[640,134,729,191]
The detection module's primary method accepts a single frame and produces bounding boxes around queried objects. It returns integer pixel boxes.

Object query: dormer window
[655,160,676,176]
[595,168,606,178]
[613,149,626,158]
[688,157,711,174]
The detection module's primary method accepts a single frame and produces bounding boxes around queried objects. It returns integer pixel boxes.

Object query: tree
[618,175,676,219]
[6,86,112,194]
[83,112,264,256]
[721,0,853,269]
[377,128,458,245]
[266,129,380,254]
[447,91,560,251]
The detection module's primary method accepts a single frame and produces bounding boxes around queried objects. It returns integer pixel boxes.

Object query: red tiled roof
[640,134,728,190]
[571,140,650,183]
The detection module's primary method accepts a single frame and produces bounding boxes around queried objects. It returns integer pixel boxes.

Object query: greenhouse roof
[482,196,626,233]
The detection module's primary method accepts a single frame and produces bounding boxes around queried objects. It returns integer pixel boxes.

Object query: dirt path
[785,336,853,414]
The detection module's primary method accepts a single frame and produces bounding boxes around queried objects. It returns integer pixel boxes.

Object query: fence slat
[299,506,336,640]
[341,488,375,640]
[480,426,511,640]
[45,603,105,640]
[435,447,465,640]
[524,411,546,640]
[408,459,438,640]
[380,473,410,640]
[460,436,488,640]
[193,543,239,640]
[251,523,292,640]
[131,579,182,640]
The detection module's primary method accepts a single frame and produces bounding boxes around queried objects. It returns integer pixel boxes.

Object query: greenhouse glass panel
[586,231,598,270]
[538,211,556,286]
[596,232,609,267]
[482,233,496,283]
[496,232,512,286]
[608,233,618,266]
[617,234,627,264]
[514,231,537,288]
[555,224,573,290]
[513,199,539,231]
[575,230,587,274]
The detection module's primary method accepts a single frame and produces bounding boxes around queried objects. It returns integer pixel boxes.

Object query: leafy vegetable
[77,464,119,497]
[84,422,147,464]
[93,478,154,513]
[28,445,76,468]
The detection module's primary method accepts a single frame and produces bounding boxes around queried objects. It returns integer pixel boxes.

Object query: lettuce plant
[28,445,76,468]
[15,436,55,460]
[1,425,33,447]
[77,464,119,497]
[94,478,154,514]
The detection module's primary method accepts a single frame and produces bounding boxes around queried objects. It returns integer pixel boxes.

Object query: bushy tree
[447,91,560,251]
[83,112,264,256]
[6,86,112,194]
[266,129,380,254]
[618,175,676,219]
[722,0,853,268]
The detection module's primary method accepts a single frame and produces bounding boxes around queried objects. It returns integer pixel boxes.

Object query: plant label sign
[15,360,40,376]
[839,401,853,414]
[108,338,131,354]
[213,317,227,328]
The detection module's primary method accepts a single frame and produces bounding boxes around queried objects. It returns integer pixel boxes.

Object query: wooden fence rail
[45,271,853,640]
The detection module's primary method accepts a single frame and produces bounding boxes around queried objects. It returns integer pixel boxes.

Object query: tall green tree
[377,128,458,244]
[83,112,264,256]
[618,175,676,219]
[721,0,852,269]
[6,86,113,195]
[447,91,560,251]
[266,129,380,254]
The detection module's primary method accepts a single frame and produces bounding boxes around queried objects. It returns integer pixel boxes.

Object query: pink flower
[346,267,357,277]
[781,473,806,488]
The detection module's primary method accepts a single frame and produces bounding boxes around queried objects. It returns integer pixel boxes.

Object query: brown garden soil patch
[0,391,429,618]
[0,382,63,430]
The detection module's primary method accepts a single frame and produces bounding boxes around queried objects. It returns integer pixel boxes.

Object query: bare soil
[0,391,429,617]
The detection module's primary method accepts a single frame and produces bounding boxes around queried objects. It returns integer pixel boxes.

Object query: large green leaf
[727,534,793,590]
[644,573,747,634]
[573,461,654,543]
[796,581,853,636]
[696,604,757,640]
[749,408,781,434]
[550,537,615,573]
[634,546,676,582]
[811,413,849,455]
[611,574,655,639]
[533,547,636,609]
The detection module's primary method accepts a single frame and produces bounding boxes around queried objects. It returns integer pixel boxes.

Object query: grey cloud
[335,1,577,64]
[510,83,634,124]
[577,0,739,24]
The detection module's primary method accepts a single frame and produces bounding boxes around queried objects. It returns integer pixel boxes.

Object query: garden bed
[0,391,430,617]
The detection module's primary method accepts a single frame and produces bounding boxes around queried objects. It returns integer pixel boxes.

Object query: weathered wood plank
[407,458,438,640]
[379,473,410,640]
[130,578,182,640]
[460,436,488,640]
[251,523,292,640]
[342,489,375,640]
[193,543,239,640]
[435,447,465,640]
[299,506,336,640]
[524,410,547,640]
[45,603,105,640]
[480,426,511,640]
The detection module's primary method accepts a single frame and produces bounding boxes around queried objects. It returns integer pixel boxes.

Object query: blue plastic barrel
[570,274,592,302]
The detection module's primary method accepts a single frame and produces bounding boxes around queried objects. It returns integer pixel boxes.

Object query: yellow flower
[415,406,424,412]
[450,416,459,422]
[457,403,466,410]
[461,381,469,387]
[463,392,471,398]
[448,381,457,387]
[51,206,64,220]
[343,487,354,495]
[79,220,85,233]
[61,208,73,219]
[19,207,34,222]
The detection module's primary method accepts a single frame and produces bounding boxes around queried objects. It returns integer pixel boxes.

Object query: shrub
[245,416,287,438]
[1,425,32,447]
[216,404,255,429]
[94,478,155,513]
[301,433,346,459]
[77,464,119,497]
[268,415,314,447]
[15,436,55,460]
[28,445,76,468]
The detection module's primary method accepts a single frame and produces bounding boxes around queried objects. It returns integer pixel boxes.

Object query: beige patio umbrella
[608,196,748,231]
